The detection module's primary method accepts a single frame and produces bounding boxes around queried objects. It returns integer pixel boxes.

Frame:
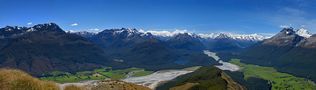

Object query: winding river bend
[59,50,239,90]
[123,70,193,89]
[203,50,240,71]
[59,69,193,90]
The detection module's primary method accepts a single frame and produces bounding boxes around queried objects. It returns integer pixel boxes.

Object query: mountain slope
[262,27,304,46]
[0,68,59,90]
[198,33,261,52]
[239,27,316,82]
[156,66,244,90]
[78,29,264,52]
[167,33,205,51]
[86,28,215,70]
[0,23,116,75]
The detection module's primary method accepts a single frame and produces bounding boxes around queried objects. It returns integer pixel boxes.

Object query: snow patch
[296,28,312,38]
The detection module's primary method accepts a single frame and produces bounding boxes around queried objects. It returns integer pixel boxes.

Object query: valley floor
[52,67,198,89]
[123,69,194,89]
[230,59,316,90]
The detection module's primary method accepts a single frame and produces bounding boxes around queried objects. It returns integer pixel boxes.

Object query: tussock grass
[64,85,85,90]
[0,68,59,90]
[0,68,152,90]
[89,80,151,90]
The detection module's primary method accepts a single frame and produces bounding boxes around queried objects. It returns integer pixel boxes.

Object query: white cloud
[70,23,79,26]
[27,22,32,25]
[88,28,102,33]
[89,28,100,31]
[279,25,290,28]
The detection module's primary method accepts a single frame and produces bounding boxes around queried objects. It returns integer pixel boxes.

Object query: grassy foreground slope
[230,59,316,90]
[0,68,152,90]
[87,80,151,90]
[0,68,59,90]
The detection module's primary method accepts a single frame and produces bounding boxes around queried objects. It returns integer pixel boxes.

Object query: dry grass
[0,68,59,90]
[64,85,86,90]
[0,68,152,90]
[89,80,151,90]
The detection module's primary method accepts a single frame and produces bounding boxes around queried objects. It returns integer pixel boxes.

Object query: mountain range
[0,23,119,75]
[238,27,316,82]
[1,23,260,75]
[72,28,268,52]
[2,23,316,84]
[2,23,316,90]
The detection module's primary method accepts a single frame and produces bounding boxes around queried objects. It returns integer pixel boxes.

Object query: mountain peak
[1,26,27,31]
[32,23,60,29]
[296,28,312,38]
[262,27,304,46]
[173,33,198,39]
[215,33,231,39]
[280,27,295,35]
[199,33,267,41]
[30,23,64,33]
[0,26,29,38]
[119,28,138,34]
[168,33,199,42]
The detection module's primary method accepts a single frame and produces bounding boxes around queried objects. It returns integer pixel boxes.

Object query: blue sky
[1,0,316,34]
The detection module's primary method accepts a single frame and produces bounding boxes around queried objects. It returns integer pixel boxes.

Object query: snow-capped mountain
[139,30,269,41]
[98,28,153,39]
[71,28,153,39]
[260,27,315,47]
[0,23,113,75]
[0,23,64,38]
[296,28,312,38]
[167,33,205,51]
[198,33,268,41]
[0,26,27,38]
[262,27,304,46]
[70,28,268,51]
[139,29,189,37]
[241,27,316,82]
[70,31,97,38]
